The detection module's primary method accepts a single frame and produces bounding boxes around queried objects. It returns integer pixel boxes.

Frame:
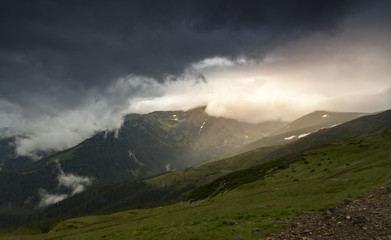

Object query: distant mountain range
[0,106,284,212]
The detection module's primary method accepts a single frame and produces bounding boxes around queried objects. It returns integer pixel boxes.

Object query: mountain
[1,109,390,230]
[1,116,391,238]
[0,107,284,212]
[52,109,391,219]
[271,110,366,135]
[215,110,367,160]
[33,106,283,184]
[189,109,391,200]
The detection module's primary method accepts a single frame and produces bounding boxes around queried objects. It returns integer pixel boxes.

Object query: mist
[38,161,93,207]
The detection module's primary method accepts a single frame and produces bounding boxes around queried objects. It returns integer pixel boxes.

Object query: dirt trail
[267,181,391,240]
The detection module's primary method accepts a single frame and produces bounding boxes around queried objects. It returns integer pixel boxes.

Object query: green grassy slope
[2,127,390,239]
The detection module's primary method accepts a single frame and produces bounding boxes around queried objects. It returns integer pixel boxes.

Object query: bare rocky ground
[266,181,391,240]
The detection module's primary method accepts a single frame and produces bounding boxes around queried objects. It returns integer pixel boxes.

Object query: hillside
[1,109,390,231]
[1,125,390,239]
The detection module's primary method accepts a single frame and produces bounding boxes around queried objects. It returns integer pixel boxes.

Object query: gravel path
[266,181,391,240]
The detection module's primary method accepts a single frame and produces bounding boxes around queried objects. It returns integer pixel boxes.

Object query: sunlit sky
[0,0,390,158]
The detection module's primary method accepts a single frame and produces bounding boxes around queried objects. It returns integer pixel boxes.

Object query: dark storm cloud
[0,0,355,112]
[2,0,390,158]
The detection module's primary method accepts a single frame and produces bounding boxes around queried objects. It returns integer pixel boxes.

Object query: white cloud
[191,57,235,70]
[38,161,93,207]
[57,166,94,196]
[38,189,68,208]
[10,99,123,159]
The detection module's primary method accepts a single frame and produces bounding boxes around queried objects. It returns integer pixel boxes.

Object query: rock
[266,181,391,240]
[343,199,353,205]
[353,216,366,224]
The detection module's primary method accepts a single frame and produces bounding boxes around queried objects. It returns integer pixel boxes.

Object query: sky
[0,0,390,158]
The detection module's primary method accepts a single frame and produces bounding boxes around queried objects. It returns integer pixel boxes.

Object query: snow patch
[330,123,342,128]
[284,135,296,140]
[130,169,139,176]
[298,133,310,138]
[199,120,207,133]
[322,114,330,118]
[128,148,144,166]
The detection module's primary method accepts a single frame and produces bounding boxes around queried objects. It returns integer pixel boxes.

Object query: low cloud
[9,99,124,159]
[38,189,68,208]
[38,161,93,207]
[56,162,94,196]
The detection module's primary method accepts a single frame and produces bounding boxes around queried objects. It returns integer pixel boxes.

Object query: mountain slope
[215,110,366,160]
[0,107,283,212]
[189,109,391,201]
[1,109,390,230]
[36,106,283,184]
[2,124,391,239]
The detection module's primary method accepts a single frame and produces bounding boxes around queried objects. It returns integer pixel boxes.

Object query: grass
[1,129,391,239]
[145,146,277,189]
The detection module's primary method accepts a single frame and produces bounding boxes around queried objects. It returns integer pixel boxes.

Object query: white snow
[284,135,296,140]
[330,123,342,128]
[128,148,144,166]
[199,121,206,132]
[245,135,249,139]
[298,133,310,138]
[322,114,329,118]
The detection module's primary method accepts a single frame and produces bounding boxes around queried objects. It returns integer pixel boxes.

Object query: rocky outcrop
[267,181,391,240]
